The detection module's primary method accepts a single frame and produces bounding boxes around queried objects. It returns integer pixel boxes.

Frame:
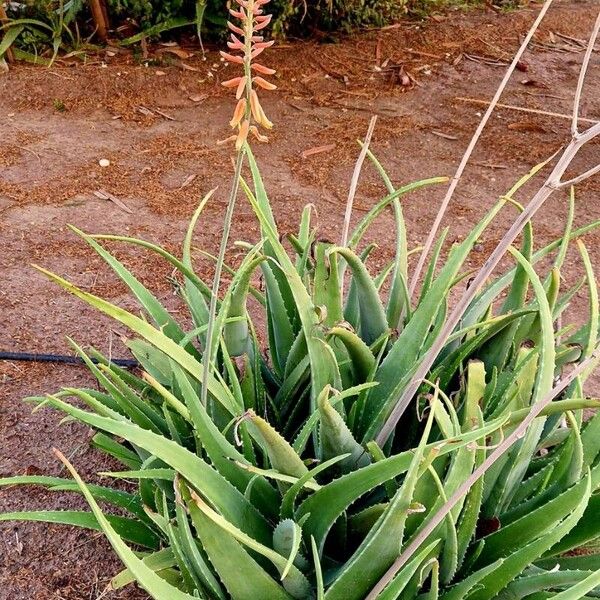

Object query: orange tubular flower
[220,0,277,149]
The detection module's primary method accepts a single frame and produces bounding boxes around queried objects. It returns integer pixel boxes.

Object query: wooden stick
[89,0,108,42]
[455,96,600,125]
[0,3,15,64]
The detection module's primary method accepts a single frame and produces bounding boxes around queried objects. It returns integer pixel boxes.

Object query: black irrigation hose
[0,351,139,368]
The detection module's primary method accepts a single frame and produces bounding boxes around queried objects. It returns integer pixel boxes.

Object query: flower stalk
[200,0,275,407]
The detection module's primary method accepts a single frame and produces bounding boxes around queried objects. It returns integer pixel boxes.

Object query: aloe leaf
[327,326,375,382]
[545,494,600,558]
[311,536,325,600]
[0,476,146,520]
[479,202,532,372]
[439,559,504,600]
[314,242,343,326]
[91,432,141,468]
[347,177,449,250]
[172,484,226,599]
[263,260,296,375]
[189,488,309,598]
[317,385,370,473]
[273,519,308,577]
[431,309,535,390]
[490,246,556,513]
[33,265,237,414]
[101,469,175,480]
[468,473,592,600]
[52,450,197,599]
[70,226,193,351]
[577,240,599,362]
[246,410,309,479]
[225,255,266,357]
[242,154,334,405]
[463,219,600,329]
[536,554,600,572]
[477,474,591,567]
[329,246,388,345]
[0,23,24,57]
[40,394,271,543]
[418,227,449,304]
[280,454,350,520]
[497,569,597,599]
[362,198,507,442]
[110,548,177,590]
[292,382,378,455]
[172,364,280,521]
[182,192,214,337]
[386,198,409,330]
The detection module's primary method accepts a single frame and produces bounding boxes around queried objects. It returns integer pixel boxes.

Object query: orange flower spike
[235,120,250,151]
[253,76,277,91]
[230,98,247,128]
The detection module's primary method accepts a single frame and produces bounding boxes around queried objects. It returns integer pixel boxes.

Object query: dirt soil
[1,2,600,598]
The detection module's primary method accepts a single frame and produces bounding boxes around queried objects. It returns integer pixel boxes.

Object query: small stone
[99,159,110,168]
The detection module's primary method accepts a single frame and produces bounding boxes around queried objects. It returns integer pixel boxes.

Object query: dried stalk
[408,0,554,299]
[572,11,600,135]
[341,115,378,248]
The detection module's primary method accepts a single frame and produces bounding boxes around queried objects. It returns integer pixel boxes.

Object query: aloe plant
[3,1,600,599]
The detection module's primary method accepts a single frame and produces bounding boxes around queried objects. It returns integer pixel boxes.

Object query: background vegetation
[0,0,486,63]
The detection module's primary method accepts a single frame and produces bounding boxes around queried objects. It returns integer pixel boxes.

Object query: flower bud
[227,21,245,36]
[235,76,247,99]
[230,98,247,127]
[222,76,244,88]
[235,119,250,150]
[220,51,244,64]
[252,63,276,75]
[253,76,277,90]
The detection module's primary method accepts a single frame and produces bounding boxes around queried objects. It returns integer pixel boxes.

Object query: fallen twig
[301,144,337,159]
[93,190,133,214]
[455,96,600,125]
[430,130,459,141]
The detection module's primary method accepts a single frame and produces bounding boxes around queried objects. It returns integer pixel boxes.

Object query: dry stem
[408,0,554,300]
